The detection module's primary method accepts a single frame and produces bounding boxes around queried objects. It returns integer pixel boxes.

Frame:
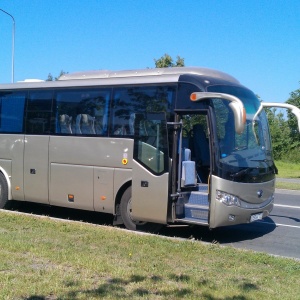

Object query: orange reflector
[68,194,74,202]
[15,186,20,190]
[190,93,197,101]
[101,196,106,201]
[243,107,247,124]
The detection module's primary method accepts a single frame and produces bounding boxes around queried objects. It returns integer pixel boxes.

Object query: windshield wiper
[250,159,267,162]
[230,168,251,179]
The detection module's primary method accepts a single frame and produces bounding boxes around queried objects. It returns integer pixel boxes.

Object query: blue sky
[1,0,299,103]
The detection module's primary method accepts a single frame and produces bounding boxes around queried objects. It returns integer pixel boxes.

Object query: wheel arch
[0,167,12,200]
[113,180,132,225]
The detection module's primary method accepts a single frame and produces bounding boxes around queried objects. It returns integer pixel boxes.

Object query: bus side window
[26,91,53,135]
[56,89,110,136]
[111,85,175,137]
[95,114,107,135]
[0,91,26,133]
[111,90,130,136]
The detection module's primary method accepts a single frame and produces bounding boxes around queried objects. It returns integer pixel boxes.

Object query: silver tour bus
[0,67,299,231]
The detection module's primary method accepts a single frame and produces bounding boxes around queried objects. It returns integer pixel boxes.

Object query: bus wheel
[0,173,9,209]
[120,186,162,232]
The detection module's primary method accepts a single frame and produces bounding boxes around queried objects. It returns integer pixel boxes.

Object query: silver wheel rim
[127,197,146,225]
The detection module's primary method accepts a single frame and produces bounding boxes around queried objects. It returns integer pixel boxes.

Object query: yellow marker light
[122,158,128,165]
[15,186,20,190]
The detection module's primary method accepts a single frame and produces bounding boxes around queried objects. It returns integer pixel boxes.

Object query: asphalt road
[4,188,300,261]
[161,189,300,260]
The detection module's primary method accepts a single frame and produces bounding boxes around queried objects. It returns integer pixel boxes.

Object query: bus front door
[174,112,212,226]
[131,113,169,224]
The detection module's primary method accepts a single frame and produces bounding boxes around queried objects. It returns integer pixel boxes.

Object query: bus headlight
[216,190,241,207]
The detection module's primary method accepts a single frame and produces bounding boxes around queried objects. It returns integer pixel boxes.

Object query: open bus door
[131,112,170,224]
[172,111,212,226]
[173,92,247,227]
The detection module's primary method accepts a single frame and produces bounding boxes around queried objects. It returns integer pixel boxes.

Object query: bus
[0,67,299,231]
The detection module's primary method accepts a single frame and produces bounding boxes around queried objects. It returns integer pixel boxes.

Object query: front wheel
[0,173,9,209]
[120,186,162,232]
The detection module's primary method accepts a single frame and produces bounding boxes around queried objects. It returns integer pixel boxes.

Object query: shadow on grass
[6,200,114,227]
[23,273,259,299]
[23,274,192,299]
[7,200,276,244]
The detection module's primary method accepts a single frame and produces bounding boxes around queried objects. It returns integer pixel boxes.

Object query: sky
[0,0,300,103]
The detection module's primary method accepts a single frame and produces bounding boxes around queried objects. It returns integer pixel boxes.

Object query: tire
[0,173,9,209]
[120,186,162,233]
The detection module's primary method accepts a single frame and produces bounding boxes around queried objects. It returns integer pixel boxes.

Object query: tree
[266,108,292,160]
[46,70,67,81]
[154,53,185,68]
[286,83,300,147]
[260,85,300,162]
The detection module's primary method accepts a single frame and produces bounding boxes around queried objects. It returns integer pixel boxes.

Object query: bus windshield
[208,85,276,183]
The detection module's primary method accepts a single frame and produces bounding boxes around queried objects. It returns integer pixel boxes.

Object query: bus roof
[0,67,240,90]
[59,67,240,83]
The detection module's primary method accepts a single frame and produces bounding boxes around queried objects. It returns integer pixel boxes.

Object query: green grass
[0,211,300,300]
[275,181,300,190]
[275,160,300,190]
[275,161,300,178]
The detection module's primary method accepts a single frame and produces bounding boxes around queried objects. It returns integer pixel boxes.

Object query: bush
[281,148,300,164]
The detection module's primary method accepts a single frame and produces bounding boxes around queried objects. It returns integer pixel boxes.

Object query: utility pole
[0,8,15,83]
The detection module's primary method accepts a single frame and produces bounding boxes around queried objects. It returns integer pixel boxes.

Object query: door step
[175,186,209,225]
[184,204,209,222]
[175,217,209,226]
[187,191,209,206]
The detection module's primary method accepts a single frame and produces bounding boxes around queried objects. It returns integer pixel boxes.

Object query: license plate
[250,213,263,222]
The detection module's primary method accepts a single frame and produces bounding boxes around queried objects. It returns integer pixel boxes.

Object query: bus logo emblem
[257,190,263,198]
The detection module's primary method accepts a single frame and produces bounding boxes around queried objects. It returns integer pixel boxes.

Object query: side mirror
[261,102,300,133]
[190,92,246,134]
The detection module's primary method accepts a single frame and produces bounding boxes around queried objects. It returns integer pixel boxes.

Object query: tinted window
[112,86,174,174]
[134,113,169,174]
[0,91,26,133]
[26,91,54,134]
[208,85,275,182]
[56,89,110,135]
[111,86,175,136]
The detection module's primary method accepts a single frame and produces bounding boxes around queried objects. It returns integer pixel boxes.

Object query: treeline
[266,84,300,163]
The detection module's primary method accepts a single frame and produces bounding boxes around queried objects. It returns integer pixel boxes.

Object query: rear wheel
[120,186,162,232]
[0,173,9,209]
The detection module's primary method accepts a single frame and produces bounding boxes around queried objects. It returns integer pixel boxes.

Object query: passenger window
[111,85,175,137]
[26,91,54,134]
[56,89,110,135]
[136,113,169,174]
[0,91,26,133]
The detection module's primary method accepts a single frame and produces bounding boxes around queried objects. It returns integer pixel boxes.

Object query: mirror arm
[261,102,300,132]
[190,92,246,134]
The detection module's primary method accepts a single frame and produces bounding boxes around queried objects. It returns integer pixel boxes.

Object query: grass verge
[275,161,300,190]
[275,161,300,178]
[275,181,300,190]
[0,211,299,300]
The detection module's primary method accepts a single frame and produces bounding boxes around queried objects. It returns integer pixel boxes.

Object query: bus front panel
[209,175,274,228]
